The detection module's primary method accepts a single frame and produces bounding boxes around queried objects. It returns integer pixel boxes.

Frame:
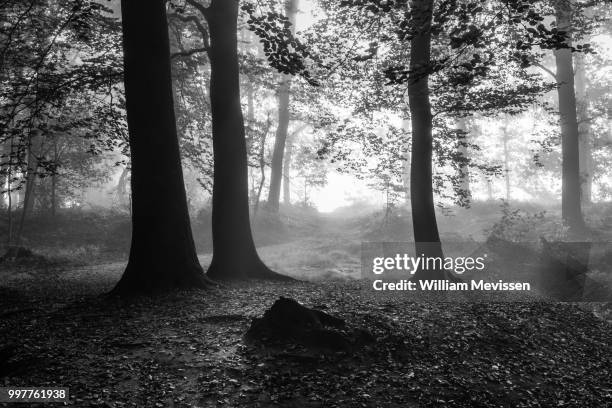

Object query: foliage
[0,0,125,203]
[487,199,568,242]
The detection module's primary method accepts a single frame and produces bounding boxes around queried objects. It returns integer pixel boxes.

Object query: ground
[1,206,612,407]
[1,280,611,407]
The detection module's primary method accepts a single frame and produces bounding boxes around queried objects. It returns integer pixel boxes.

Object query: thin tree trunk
[456,117,471,206]
[6,136,14,247]
[51,173,56,217]
[401,118,411,204]
[15,132,40,247]
[204,0,289,280]
[282,124,307,206]
[0,142,5,211]
[116,165,130,209]
[111,0,210,295]
[245,82,255,150]
[502,120,511,202]
[486,178,493,201]
[574,51,592,205]
[50,136,58,217]
[267,0,299,213]
[283,132,295,206]
[408,0,450,280]
[253,117,271,216]
[554,0,585,233]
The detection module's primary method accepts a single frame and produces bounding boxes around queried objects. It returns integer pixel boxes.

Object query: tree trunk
[456,117,471,206]
[6,136,14,246]
[50,173,56,217]
[111,0,210,295]
[116,165,130,209]
[283,132,295,205]
[486,178,493,201]
[554,0,585,233]
[205,0,289,280]
[502,120,511,202]
[0,142,6,211]
[253,117,271,216]
[245,82,255,150]
[267,0,299,213]
[15,133,41,247]
[282,124,307,206]
[574,51,592,205]
[50,136,58,217]
[408,0,449,280]
[401,118,411,204]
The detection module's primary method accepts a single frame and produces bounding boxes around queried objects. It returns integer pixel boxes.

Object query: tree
[574,51,592,205]
[0,0,124,249]
[294,144,328,207]
[329,0,579,277]
[553,0,585,234]
[186,0,290,280]
[267,0,299,213]
[282,124,308,205]
[111,0,211,295]
[455,117,472,205]
[406,0,450,279]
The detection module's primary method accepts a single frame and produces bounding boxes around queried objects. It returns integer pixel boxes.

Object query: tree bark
[574,51,592,205]
[456,117,471,206]
[111,0,210,295]
[554,0,585,233]
[408,0,449,280]
[204,0,289,280]
[267,0,299,213]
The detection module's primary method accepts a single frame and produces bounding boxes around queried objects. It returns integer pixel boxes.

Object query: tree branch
[532,61,557,81]
[184,0,210,20]
[168,13,210,51]
[170,46,209,60]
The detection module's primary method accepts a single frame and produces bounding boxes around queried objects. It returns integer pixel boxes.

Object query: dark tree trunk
[408,0,449,280]
[15,135,40,247]
[554,0,585,233]
[205,0,289,280]
[50,138,58,217]
[111,0,210,295]
[6,136,14,246]
[267,78,290,212]
[50,174,56,217]
[267,0,299,213]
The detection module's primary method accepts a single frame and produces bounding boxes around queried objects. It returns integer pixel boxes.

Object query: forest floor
[1,210,612,407]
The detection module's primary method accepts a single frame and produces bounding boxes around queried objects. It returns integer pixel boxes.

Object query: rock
[245,297,374,352]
